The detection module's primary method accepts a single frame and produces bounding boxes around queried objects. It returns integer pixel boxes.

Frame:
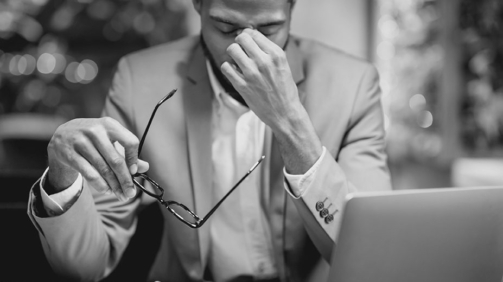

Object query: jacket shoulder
[292,36,375,77]
[122,36,199,70]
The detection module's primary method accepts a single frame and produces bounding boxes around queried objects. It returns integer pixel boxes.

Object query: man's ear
[192,0,202,14]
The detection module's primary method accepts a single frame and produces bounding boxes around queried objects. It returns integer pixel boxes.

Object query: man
[28,0,391,281]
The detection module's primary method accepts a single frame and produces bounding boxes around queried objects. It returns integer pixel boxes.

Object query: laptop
[327,186,503,282]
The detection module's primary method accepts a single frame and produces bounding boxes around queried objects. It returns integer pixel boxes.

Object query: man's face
[195,0,292,70]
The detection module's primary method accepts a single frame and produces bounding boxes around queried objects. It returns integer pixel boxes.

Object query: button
[325,209,339,224]
[319,208,329,218]
[325,214,334,224]
[319,203,333,218]
[315,197,328,211]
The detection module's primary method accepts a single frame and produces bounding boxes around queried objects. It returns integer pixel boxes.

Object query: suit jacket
[28,35,391,282]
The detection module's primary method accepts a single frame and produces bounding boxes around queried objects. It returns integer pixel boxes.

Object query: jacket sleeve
[287,65,392,262]
[27,57,143,281]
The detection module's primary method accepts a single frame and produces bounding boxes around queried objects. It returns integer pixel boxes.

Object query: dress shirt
[38,60,327,282]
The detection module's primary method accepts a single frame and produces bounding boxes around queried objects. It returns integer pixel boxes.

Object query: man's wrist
[46,161,79,195]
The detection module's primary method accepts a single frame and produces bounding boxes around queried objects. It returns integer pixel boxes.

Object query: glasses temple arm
[199,156,265,226]
[138,89,177,156]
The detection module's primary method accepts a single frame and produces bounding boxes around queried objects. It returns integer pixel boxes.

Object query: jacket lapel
[183,42,213,273]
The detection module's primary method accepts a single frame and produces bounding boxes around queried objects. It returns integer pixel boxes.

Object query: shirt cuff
[283,146,327,199]
[40,167,83,216]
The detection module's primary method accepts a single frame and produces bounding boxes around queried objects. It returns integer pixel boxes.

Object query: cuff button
[315,197,328,211]
[319,208,329,218]
[325,214,334,224]
[325,209,339,224]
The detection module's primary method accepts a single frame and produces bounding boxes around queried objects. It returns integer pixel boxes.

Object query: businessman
[28,0,392,281]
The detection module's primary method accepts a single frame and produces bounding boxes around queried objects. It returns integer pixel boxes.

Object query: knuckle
[110,157,125,168]
[98,164,113,176]
[85,125,102,136]
[84,170,100,183]
[124,135,139,149]
[65,153,74,164]
[255,58,268,71]
[94,183,108,193]
[120,178,133,189]
[101,117,117,127]
[272,51,286,64]
[101,116,113,124]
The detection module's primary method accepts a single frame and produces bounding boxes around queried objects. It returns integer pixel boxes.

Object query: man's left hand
[221,28,302,133]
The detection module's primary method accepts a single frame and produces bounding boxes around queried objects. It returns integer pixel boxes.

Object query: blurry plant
[376,0,443,163]
[460,0,503,154]
[0,0,191,119]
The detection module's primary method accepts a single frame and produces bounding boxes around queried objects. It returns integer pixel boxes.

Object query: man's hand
[220,28,303,133]
[47,117,149,201]
[221,28,323,175]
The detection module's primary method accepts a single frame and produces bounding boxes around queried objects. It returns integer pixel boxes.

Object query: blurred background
[0,0,502,280]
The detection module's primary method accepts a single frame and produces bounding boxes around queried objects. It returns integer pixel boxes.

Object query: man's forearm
[272,104,323,175]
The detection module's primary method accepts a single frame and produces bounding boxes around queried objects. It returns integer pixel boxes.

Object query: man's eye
[221,29,238,36]
[258,26,281,37]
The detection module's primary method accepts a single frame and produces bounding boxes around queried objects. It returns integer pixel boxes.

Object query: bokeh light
[417,110,433,128]
[19,54,37,75]
[76,59,98,83]
[9,55,22,75]
[65,61,79,83]
[377,41,395,60]
[52,53,67,74]
[409,94,426,111]
[37,53,56,74]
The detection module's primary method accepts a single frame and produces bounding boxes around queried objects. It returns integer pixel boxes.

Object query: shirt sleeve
[39,167,83,216]
[283,146,327,198]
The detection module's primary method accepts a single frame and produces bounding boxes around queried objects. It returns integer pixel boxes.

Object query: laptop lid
[328,186,503,282]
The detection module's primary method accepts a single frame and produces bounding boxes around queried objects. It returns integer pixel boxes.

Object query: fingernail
[126,187,136,198]
[129,164,138,175]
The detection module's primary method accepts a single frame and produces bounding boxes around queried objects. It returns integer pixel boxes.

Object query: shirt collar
[206,60,248,111]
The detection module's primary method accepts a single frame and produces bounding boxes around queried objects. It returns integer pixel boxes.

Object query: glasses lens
[168,202,199,225]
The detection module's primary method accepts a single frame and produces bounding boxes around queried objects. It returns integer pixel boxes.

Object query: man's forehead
[205,0,290,21]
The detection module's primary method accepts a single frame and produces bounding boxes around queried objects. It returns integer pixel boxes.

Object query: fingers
[69,152,110,195]
[226,43,254,75]
[75,141,123,199]
[48,117,144,201]
[103,117,140,175]
[89,134,136,200]
[221,61,246,89]
[241,28,278,54]
[235,31,265,60]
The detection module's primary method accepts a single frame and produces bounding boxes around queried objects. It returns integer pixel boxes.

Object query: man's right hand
[46,117,149,201]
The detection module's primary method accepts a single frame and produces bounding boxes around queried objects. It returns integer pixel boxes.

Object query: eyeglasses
[132,89,265,229]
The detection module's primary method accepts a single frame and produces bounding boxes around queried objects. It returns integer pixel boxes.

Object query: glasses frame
[132,89,265,229]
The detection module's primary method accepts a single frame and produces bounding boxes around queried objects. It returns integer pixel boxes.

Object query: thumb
[137,159,150,174]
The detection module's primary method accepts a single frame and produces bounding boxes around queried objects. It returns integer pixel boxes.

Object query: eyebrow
[209,15,285,27]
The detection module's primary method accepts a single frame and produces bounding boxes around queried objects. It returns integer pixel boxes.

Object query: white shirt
[39,60,327,281]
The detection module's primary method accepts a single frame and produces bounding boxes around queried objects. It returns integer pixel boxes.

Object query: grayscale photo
[0,0,502,281]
